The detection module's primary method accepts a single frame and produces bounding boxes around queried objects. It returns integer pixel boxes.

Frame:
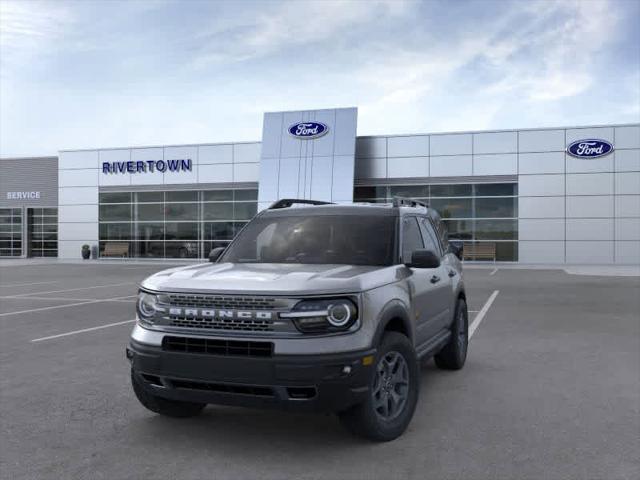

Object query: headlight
[281,298,358,333]
[137,291,159,324]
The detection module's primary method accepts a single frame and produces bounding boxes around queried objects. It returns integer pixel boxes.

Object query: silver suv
[127,198,468,441]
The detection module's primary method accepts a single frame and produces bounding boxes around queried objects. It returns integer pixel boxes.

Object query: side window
[418,217,442,256]
[402,217,424,262]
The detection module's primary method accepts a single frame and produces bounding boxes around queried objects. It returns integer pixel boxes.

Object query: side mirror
[208,247,226,263]
[406,249,440,269]
[449,242,463,261]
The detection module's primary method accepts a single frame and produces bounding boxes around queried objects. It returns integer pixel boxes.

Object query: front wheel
[131,370,206,418]
[338,332,419,442]
[434,298,468,370]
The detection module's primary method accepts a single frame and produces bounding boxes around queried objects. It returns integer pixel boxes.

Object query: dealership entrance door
[26,208,58,257]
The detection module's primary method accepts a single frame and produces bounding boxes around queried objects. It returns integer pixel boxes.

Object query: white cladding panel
[615,195,640,218]
[615,172,640,195]
[387,136,429,157]
[566,173,614,196]
[519,197,565,219]
[519,174,565,196]
[430,155,472,177]
[615,126,640,149]
[355,157,386,179]
[198,163,233,183]
[518,152,565,175]
[58,150,99,170]
[59,187,97,205]
[565,241,614,264]
[615,218,640,241]
[518,219,565,241]
[519,241,565,263]
[59,204,99,223]
[615,241,640,264]
[566,196,614,218]
[473,154,517,176]
[518,129,565,153]
[356,137,386,158]
[387,156,429,178]
[473,131,517,154]
[566,219,613,241]
[430,133,472,156]
[566,127,614,144]
[615,150,640,172]
[198,144,233,164]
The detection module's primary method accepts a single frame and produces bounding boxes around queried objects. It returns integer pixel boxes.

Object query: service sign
[566,139,613,159]
[288,122,329,139]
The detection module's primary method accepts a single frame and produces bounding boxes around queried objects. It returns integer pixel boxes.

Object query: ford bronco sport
[127,198,468,441]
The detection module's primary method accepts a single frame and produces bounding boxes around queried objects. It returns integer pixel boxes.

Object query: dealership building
[1,107,639,264]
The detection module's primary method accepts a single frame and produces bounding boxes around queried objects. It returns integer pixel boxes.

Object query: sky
[0,0,638,157]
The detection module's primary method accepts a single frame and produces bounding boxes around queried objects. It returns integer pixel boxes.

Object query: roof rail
[392,197,429,209]
[268,198,334,210]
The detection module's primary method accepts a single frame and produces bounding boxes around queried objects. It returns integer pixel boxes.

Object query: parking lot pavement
[0,262,638,480]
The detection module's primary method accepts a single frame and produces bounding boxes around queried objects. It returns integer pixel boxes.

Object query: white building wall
[57,122,639,264]
[58,141,260,259]
[354,123,640,265]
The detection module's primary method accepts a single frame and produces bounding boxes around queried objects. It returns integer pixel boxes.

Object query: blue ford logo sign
[288,122,328,139]
[567,139,613,159]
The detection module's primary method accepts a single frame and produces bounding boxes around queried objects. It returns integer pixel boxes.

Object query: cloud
[190,0,408,67]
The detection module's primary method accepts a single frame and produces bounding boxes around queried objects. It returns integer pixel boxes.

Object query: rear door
[402,216,443,347]
[418,216,453,332]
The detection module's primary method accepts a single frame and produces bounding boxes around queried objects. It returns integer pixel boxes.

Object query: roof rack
[268,198,334,210]
[392,197,429,209]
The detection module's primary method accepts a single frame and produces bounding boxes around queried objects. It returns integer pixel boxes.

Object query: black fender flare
[371,299,414,348]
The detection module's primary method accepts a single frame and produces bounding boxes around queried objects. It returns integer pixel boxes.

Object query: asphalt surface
[0,262,638,480]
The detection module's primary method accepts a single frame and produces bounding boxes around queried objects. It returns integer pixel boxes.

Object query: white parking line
[489,268,498,276]
[31,319,136,343]
[0,295,136,302]
[8,282,135,298]
[0,295,136,317]
[469,290,499,339]
[0,281,57,288]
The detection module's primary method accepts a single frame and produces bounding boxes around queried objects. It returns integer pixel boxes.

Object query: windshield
[220,214,397,266]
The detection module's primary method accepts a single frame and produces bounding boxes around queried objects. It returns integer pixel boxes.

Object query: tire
[131,370,206,418]
[434,298,468,370]
[339,332,419,442]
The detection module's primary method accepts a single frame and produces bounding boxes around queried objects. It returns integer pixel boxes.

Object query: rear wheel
[131,370,206,418]
[434,298,468,370]
[339,332,419,442]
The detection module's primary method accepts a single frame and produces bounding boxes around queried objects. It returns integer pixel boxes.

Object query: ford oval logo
[567,139,614,159]
[288,122,329,139]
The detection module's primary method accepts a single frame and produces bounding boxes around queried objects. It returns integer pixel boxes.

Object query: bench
[463,242,496,262]
[102,242,129,258]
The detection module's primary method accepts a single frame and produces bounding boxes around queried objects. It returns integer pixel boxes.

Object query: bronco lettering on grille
[168,307,274,320]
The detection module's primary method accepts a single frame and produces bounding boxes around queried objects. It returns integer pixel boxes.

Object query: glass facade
[354,182,518,261]
[98,189,258,259]
[0,208,23,257]
[27,208,58,257]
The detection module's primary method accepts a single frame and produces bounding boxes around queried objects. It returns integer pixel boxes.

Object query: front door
[402,216,447,347]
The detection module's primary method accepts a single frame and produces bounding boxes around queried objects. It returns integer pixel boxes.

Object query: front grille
[162,336,273,357]
[168,316,274,332]
[166,294,278,310]
[170,379,274,397]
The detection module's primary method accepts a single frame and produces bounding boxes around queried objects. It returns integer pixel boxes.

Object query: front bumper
[128,338,376,413]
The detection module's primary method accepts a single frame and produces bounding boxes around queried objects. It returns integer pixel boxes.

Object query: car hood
[140,262,406,295]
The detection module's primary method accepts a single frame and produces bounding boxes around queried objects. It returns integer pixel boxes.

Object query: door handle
[448,270,457,278]
[430,275,441,284]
